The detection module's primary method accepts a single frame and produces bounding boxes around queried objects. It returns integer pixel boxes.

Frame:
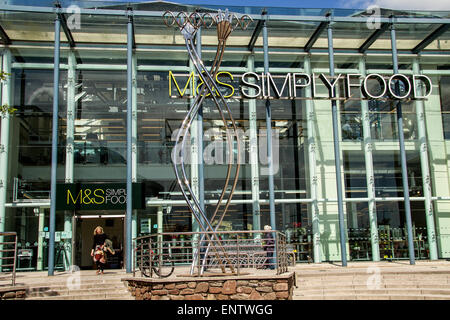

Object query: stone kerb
[122,272,295,300]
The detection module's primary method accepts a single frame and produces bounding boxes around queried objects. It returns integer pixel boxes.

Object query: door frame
[72,212,126,269]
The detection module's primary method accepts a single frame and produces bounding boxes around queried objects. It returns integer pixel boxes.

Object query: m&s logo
[56,183,144,210]
[66,188,127,205]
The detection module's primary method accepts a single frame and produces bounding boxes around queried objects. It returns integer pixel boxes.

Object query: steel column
[65,51,75,184]
[63,50,76,269]
[390,22,415,265]
[0,50,11,269]
[247,54,261,236]
[196,28,205,214]
[36,209,45,270]
[132,52,138,265]
[48,16,61,276]
[358,57,380,261]
[125,12,133,273]
[327,21,347,267]
[304,55,321,263]
[189,58,200,237]
[262,18,276,230]
[412,57,438,260]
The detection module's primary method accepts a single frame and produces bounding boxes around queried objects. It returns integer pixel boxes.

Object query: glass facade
[0,1,450,271]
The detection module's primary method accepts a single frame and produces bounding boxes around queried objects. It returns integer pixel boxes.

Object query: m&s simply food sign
[56,183,145,210]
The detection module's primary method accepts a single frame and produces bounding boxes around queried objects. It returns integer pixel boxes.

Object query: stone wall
[0,286,27,300]
[123,272,295,300]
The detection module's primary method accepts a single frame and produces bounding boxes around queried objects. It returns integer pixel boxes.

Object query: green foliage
[0,103,17,115]
[0,71,16,116]
[0,71,10,81]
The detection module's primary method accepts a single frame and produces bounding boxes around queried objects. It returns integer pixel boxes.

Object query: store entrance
[74,213,125,270]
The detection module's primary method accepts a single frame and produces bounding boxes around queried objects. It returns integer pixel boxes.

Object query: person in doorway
[91,226,108,275]
[263,225,275,270]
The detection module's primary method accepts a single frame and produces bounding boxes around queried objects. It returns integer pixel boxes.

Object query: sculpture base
[123,272,295,300]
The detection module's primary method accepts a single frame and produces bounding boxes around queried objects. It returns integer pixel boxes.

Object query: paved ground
[2,259,449,287]
[0,259,448,293]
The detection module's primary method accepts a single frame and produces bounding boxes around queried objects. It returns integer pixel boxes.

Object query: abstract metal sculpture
[162,10,252,275]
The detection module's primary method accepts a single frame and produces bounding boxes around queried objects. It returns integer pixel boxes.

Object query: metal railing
[0,232,18,286]
[133,230,289,278]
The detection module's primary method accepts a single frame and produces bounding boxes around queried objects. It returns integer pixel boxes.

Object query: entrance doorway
[74,213,125,270]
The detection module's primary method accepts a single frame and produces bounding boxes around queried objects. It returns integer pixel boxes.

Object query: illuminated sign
[56,183,145,210]
[168,71,432,100]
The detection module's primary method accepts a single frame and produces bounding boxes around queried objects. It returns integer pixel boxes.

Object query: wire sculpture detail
[163,9,253,275]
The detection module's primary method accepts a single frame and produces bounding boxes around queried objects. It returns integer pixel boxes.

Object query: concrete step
[27,292,134,300]
[27,283,126,295]
[294,294,450,300]
[294,288,450,296]
[27,287,130,298]
[296,272,450,280]
[296,281,450,289]
[297,275,450,284]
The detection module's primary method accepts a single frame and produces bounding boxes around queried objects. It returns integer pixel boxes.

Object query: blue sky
[167,0,450,10]
[166,0,352,9]
[9,0,450,11]
[127,0,450,10]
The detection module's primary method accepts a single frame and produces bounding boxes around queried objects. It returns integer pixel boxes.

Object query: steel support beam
[0,24,11,45]
[327,20,348,267]
[127,7,136,50]
[358,56,380,261]
[412,24,450,54]
[48,15,61,276]
[304,13,330,52]
[390,21,415,265]
[55,2,75,48]
[125,10,133,273]
[247,10,266,52]
[412,57,438,260]
[262,17,276,230]
[358,23,389,53]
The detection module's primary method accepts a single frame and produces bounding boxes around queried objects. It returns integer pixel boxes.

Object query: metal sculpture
[162,10,252,275]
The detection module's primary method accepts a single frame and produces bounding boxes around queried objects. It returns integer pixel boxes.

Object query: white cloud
[341,0,450,10]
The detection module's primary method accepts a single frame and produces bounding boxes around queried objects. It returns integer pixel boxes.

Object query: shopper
[91,226,108,275]
[263,225,275,270]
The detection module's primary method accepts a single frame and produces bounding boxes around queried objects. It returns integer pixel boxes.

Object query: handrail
[134,230,288,277]
[0,232,18,286]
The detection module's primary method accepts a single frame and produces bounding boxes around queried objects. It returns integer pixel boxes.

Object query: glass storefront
[1,1,450,271]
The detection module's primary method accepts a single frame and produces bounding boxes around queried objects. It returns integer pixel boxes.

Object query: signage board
[56,183,145,211]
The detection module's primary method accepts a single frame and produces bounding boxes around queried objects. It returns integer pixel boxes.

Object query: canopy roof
[0,1,448,53]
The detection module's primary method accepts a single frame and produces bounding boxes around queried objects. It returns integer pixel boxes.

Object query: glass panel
[315,22,374,50]
[8,208,68,271]
[267,20,319,49]
[439,76,450,139]
[347,202,372,261]
[12,69,67,188]
[72,70,127,179]
[370,23,442,50]
[344,151,368,199]
[377,201,429,260]
[372,151,423,198]
[369,102,417,141]
[71,14,128,44]
[282,203,312,263]
[0,12,57,42]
